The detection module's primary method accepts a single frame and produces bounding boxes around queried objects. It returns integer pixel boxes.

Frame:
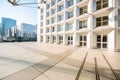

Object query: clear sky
[0,0,38,25]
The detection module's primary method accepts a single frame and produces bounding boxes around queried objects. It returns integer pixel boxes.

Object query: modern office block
[1,17,16,37]
[21,23,37,41]
[1,17,16,41]
[37,0,120,51]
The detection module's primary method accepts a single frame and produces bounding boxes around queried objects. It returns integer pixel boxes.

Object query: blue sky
[0,0,38,25]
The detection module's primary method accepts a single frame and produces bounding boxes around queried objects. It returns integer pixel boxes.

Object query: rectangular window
[46,4,50,9]
[47,36,50,43]
[59,36,63,44]
[67,11,73,19]
[79,21,87,29]
[79,35,87,46]
[58,5,64,12]
[58,25,63,32]
[51,0,55,6]
[58,15,63,21]
[52,27,55,32]
[40,9,43,13]
[97,35,101,42]
[46,20,50,25]
[96,16,108,27]
[67,35,73,45]
[46,12,50,17]
[51,18,55,24]
[53,36,56,43]
[96,0,108,10]
[79,6,87,15]
[46,28,50,33]
[67,0,74,8]
[67,23,73,31]
[51,9,55,15]
[97,35,107,48]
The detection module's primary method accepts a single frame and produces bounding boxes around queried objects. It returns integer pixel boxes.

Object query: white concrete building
[37,0,120,51]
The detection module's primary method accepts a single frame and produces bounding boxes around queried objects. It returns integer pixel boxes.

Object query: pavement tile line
[94,57,100,80]
[103,54,120,80]
[1,47,78,80]
[75,52,88,80]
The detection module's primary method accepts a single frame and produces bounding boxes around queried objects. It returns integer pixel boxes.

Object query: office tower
[37,0,120,51]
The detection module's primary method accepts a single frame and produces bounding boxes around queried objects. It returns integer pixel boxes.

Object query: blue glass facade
[1,17,16,36]
[21,23,37,41]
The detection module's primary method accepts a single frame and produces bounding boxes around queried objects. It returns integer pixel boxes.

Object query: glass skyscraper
[21,23,37,41]
[1,17,16,37]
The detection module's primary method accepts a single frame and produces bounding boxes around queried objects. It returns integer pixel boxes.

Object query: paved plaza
[0,42,120,80]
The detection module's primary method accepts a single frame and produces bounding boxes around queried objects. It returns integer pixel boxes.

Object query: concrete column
[56,35,59,44]
[63,0,66,45]
[63,33,66,45]
[87,0,97,48]
[107,0,118,51]
[114,0,120,51]
[73,0,79,46]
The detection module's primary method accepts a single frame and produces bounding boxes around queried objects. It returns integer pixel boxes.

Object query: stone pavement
[0,42,120,80]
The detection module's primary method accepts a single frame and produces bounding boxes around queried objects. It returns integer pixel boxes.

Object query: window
[51,18,55,24]
[79,35,87,46]
[67,35,73,45]
[79,6,87,15]
[103,35,107,42]
[52,27,55,32]
[67,11,73,19]
[51,0,55,6]
[67,0,74,8]
[96,0,108,10]
[46,4,50,9]
[46,36,50,43]
[46,20,50,25]
[53,36,56,43]
[96,16,108,27]
[67,23,73,31]
[46,12,50,17]
[97,35,101,42]
[58,5,64,12]
[40,9,43,13]
[59,36,63,44]
[79,21,87,29]
[51,9,55,15]
[97,35,107,48]
[58,25,63,32]
[58,15,63,21]
[46,28,50,33]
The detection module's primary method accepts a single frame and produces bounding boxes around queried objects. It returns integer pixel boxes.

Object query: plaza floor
[0,42,120,80]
